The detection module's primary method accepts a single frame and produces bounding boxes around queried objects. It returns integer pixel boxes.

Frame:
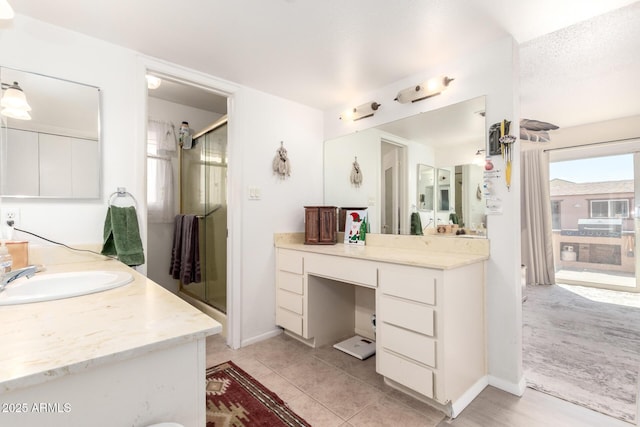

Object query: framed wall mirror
[0,67,101,198]
[324,96,487,236]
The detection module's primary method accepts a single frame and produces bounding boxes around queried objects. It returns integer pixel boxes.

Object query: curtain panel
[147,119,177,223]
[521,149,556,285]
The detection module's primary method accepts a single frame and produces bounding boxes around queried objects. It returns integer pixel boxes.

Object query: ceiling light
[1,81,32,121]
[146,75,162,90]
[0,0,14,20]
[340,101,381,121]
[394,76,454,104]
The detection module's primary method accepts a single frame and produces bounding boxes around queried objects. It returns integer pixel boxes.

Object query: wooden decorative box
[304,206,337,245]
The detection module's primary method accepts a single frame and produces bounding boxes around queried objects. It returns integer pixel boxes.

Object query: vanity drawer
[380,349,434,399]
[381,322,436,368]
[305,253,377,288]
[277,289,303,315]
[276,307,303,336]
[379,295,434,336]
[379,264,439,305]
[278,249,304,275]
[278,271,304,295]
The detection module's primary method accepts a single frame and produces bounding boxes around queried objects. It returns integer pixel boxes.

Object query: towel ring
[108,187,138,209]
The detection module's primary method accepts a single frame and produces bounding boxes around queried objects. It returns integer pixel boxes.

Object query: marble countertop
[275,240,489,270]
[0,259,220,393]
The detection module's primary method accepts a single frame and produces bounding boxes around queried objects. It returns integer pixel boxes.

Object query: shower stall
[179,116,228,314]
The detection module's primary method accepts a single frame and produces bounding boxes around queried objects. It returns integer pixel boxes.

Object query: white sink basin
[0,270,134,306]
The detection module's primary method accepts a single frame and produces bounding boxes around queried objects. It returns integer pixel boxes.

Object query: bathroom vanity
[0,248,220,427]
[274,233,489,417]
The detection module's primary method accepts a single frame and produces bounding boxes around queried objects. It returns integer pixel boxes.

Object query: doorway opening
[145,72,230,333]
[380,140,406,234]
[524,145,640,423]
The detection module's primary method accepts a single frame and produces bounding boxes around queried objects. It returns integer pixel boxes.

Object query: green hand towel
[449,212,459,225]
[101,206,145,266]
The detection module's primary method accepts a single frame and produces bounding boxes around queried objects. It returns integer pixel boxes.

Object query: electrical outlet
[1,208,20,227]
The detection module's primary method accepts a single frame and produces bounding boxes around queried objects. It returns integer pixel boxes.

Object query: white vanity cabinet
[274,239,488,417]
[275,249,306,337]
[377,262,486,416]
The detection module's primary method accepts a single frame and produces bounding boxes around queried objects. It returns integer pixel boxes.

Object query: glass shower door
[180,120,227,313]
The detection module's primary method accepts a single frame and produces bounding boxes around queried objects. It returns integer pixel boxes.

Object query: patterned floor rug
[523,284,640,423]
[206,361,311,426]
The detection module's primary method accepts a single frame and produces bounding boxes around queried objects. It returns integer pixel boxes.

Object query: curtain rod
[543,136,640,152]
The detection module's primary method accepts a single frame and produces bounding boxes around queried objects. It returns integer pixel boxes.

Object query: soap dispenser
[0,241,13,274]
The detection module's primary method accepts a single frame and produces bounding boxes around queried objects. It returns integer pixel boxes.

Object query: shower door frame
[178,116,229,311]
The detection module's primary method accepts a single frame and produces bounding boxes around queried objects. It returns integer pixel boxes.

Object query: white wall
[231,87,324,345]
[325,36,524,394]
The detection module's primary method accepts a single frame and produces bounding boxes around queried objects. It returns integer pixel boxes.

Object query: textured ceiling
[7,0,640,128]
[520,2,640,128]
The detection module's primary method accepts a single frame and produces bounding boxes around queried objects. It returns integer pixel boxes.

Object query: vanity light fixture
[394,76,454,104]
[0,0,14,20]
[340,101,381,121]
[146,75,162,90]
[1,81,32,120]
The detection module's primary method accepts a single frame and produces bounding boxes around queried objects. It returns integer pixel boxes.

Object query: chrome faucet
[0,266,38,293]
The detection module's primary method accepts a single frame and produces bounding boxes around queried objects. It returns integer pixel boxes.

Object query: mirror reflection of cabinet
[417,164,434,211]
[0,66,101,198]
[437,168,451,212]
[2,128,99,198]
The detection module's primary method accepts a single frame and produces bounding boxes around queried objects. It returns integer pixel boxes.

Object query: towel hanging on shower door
[169,214,201,285]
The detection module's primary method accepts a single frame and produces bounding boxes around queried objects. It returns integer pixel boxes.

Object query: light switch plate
[248,187,261,200]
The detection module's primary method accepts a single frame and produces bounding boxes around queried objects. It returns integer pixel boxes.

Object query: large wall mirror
[324,96,487,236]
[0,67,101,198]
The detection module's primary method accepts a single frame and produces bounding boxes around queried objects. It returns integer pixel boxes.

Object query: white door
[381,142,404,234]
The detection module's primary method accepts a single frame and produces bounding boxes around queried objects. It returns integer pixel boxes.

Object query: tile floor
[206,333,633,427]
[206,333,446,427]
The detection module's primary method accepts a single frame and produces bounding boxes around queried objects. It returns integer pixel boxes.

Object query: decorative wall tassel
[272,141,291,179]
[350,156,363,187]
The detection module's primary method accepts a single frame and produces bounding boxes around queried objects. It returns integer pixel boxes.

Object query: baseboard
[488,374,526,396]
[451,375,489,417]
[382,375,488,418]
[383,377,452,417]
[241,328,282,347]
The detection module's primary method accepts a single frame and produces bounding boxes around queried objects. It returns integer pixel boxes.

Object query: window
[590,199,629,218]
[549,149,638,290]
[147,120,176,223]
